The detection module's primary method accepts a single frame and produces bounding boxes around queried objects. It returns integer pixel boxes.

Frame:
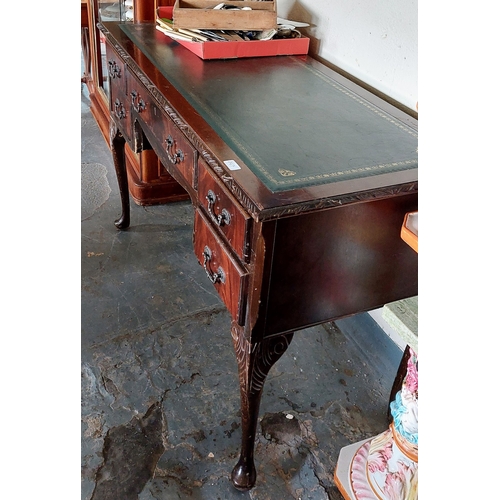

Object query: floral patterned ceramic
[336,348,418,500]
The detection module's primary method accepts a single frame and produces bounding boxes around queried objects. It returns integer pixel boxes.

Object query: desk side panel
[261,193,418,336]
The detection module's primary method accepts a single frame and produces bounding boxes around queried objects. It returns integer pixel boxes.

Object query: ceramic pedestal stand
[334,347,418,499]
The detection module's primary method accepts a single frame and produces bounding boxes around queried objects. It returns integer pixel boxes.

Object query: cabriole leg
[230,323,294,490]
[110,119,130,230]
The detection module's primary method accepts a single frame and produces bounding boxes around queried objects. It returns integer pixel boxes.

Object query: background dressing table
[99,20,418,490]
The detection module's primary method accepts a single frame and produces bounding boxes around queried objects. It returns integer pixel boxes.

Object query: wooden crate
[172,0,277,30]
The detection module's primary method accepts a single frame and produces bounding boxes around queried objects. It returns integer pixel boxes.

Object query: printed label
[224,160,241,171]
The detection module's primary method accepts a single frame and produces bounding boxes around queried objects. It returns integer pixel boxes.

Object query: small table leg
[110,119,130,230]
[81,26,91,84]
[230,323,294,490]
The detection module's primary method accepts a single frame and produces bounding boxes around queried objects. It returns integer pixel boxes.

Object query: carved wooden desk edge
[99,21,417,222]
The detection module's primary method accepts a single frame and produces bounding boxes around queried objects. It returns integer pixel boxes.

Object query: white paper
[224,160,241,171]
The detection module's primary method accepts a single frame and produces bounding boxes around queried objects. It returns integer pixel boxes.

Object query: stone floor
[81,80,404,500]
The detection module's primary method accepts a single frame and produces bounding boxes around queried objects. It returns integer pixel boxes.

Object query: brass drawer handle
[202,246,226,284]
[206,190,231,227]
[108,60,121,79]
[113,99,126,119]
[130,90,146,113]
[165,135,185,164]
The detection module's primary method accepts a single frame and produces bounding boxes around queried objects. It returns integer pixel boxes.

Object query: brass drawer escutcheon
[206,190,231,227]
[113,99,126,119]
[130,90,146,113]
[108,60,121,79]
[165,135,185,165]
[202,245,226,284]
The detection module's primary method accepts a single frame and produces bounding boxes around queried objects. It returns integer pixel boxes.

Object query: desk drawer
[106,44,132,142]
[126,74,158,133]
[127,77,151,123]
[198,158,252,262]
[194,209,248,325]
[151,110,196,188]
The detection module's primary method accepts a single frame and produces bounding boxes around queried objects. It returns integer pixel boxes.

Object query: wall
[277,0,417,112]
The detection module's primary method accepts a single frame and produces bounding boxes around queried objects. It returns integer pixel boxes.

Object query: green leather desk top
[120,23,417,193]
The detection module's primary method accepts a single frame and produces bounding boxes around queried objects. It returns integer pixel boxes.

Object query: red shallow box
[175,34,310,59]
[157,6,309,60]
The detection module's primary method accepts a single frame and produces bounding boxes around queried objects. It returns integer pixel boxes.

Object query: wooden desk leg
[81,26,90,84]
[110,119,130,229]
[230,323,294,490]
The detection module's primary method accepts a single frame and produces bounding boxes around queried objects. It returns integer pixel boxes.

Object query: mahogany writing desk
[99,21,418,490]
